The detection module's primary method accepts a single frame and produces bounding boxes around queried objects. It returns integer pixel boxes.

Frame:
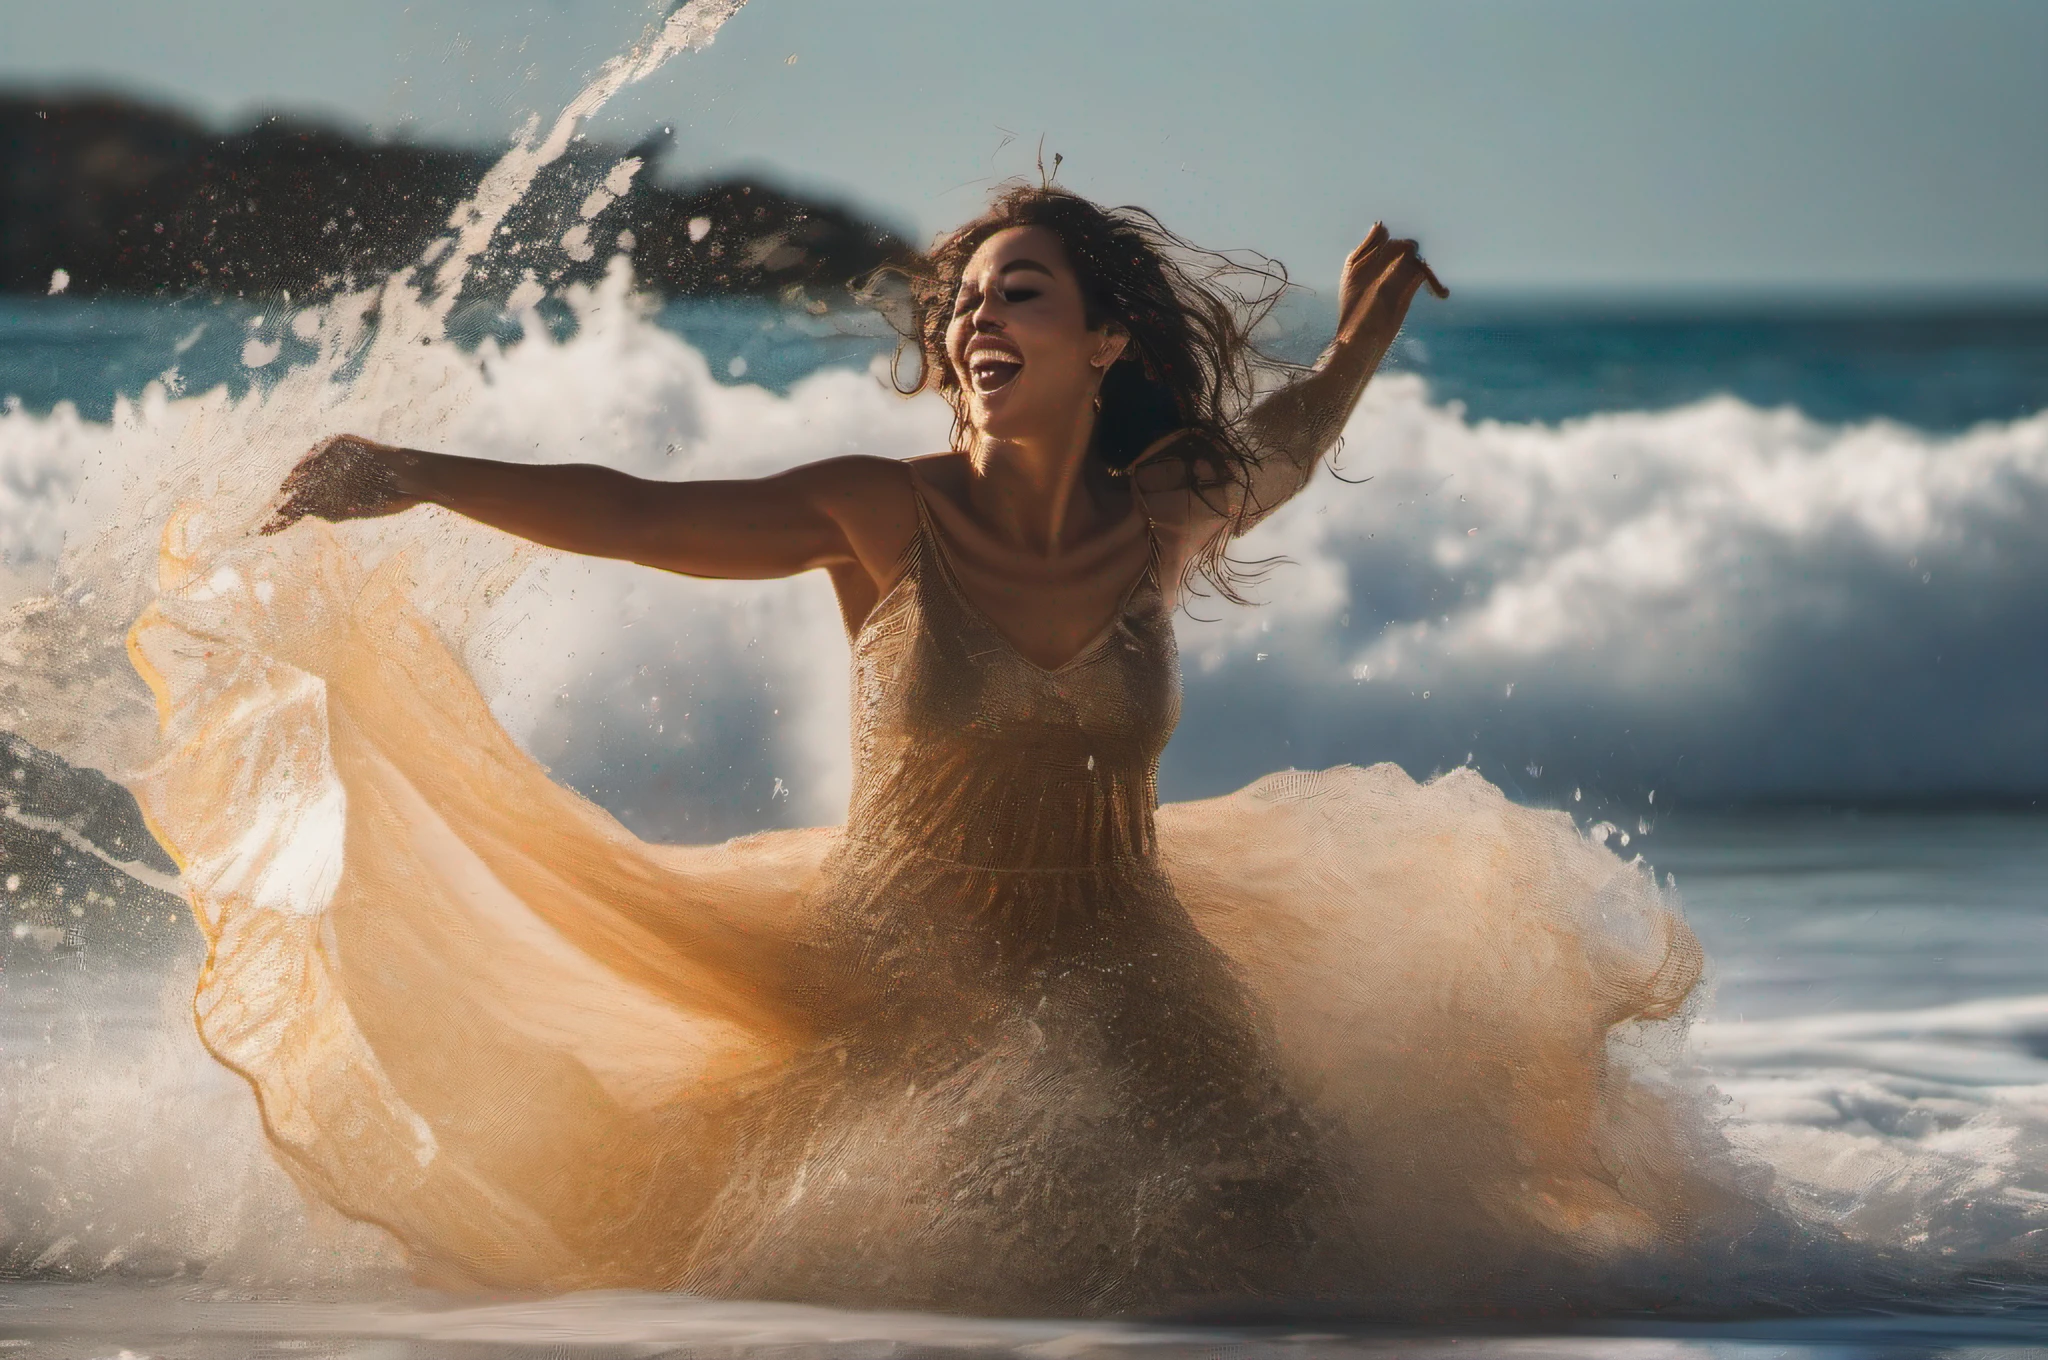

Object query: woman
[133,186,1706,1315]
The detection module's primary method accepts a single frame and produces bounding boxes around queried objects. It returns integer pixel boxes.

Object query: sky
[5,0,2046,295]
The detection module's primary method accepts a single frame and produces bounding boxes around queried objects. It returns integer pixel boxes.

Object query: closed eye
[1001,287,1041,303]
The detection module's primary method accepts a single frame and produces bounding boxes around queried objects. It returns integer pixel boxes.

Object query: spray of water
[6,0,2048,1304]
[0,0,771,1288]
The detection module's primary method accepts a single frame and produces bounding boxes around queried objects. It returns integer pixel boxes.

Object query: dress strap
[906,476,941,541]
[902,474,953,580]
[1123,474,1166,596]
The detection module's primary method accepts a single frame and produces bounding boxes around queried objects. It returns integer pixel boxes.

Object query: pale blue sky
[7,0,2044,293]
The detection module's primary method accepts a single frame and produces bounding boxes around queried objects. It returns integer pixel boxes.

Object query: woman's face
[945,226,1125,445]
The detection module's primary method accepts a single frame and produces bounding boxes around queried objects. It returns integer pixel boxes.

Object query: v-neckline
[910,488,1157,677]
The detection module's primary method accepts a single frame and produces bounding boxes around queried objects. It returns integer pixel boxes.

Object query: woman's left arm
[1235,225,1447,526]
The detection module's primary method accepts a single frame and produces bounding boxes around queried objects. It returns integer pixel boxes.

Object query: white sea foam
[6,282,2046,1285]
[1,961,405,1285]
[3,0,2046,1293]
[5,282,2044,825]
[1173,383,2048,806]
[1695,993,2048,1265]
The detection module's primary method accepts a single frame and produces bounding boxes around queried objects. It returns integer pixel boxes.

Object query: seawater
[3,83,2048,1352]
[3,285,2046,1354]
[7,808,2048,1355]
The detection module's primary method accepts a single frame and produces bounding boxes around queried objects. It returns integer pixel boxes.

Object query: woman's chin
[968,390,1074,444]
[967,397,1026,440]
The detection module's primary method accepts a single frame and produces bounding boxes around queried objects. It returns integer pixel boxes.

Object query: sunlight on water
[3,0,2048,1349]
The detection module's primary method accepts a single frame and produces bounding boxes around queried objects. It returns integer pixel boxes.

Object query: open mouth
[967,347,1023,394]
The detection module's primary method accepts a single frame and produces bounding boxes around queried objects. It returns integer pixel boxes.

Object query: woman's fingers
[1347,224,1446,292]
[1388,246,1448,300]
[1340,238,1415,315]
[262,449,333,534]
[1337,225,1448,348]
[1362,240,1451,301]
[260,435,380,535]
[274,438,346,498]
[1349,223,1390,263]
[1414,254,1450,299]
[259,498,305,536]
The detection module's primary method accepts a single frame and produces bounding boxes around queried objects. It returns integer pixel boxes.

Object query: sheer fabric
[128,497,1708,1314]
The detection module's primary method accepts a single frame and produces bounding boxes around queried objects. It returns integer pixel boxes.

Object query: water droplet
[239,336,282,368]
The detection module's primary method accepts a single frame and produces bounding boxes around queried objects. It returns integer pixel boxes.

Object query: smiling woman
[128,179,1727,1317]
[894,185,1283,604]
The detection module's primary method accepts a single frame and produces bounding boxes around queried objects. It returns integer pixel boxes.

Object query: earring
[1093,392,1103,412]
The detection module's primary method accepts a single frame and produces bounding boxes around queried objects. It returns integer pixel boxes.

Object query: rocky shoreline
[0,94,915,307]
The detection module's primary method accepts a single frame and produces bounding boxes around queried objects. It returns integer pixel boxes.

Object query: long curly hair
[883,183,1299,599]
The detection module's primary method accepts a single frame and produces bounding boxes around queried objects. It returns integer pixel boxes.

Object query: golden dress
[127,492,1707,1315]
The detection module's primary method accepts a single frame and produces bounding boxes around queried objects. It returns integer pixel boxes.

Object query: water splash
[0,0,784,1291]
[428,0,748,310]
[0,0,750,783]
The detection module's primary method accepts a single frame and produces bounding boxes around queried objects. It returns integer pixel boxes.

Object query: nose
[970,291,1006,330]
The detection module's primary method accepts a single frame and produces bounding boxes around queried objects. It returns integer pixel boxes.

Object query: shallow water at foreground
[7,810,2048,1355]
[11,1280,2048,1359]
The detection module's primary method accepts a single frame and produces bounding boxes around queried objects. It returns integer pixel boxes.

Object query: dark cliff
[0,94,914,305]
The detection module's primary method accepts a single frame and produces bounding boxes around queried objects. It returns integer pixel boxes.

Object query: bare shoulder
[786,453,936,585]
[902,450,971,500]
[774,452,914,500]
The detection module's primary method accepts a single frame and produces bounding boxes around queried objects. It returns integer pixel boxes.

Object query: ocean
[2,282,2044,1355]
[3,19,2048,1342]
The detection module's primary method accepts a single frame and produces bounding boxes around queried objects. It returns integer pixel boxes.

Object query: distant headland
[0,94,916,305]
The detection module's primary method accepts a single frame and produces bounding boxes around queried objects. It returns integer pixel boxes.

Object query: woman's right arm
[262,435,908,583]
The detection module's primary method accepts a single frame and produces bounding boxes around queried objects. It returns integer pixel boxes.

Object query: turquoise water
[5,292,2044,427]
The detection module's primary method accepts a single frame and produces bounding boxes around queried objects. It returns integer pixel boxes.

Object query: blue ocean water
[3,291,2048,1357]
[5,291,2044,431]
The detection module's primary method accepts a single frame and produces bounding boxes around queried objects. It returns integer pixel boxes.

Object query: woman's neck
[965,408,1106,556]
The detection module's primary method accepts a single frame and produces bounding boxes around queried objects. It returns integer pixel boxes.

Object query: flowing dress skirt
[128,521,1715,1310]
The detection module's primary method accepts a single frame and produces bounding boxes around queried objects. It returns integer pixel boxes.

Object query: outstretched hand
[1335,223,1448,353]
[261,434,419,535]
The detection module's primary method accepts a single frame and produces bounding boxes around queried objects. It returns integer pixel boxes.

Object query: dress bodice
[843,496,1180,877]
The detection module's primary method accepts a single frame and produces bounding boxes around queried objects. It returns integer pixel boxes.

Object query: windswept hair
[879,182,1300,601]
